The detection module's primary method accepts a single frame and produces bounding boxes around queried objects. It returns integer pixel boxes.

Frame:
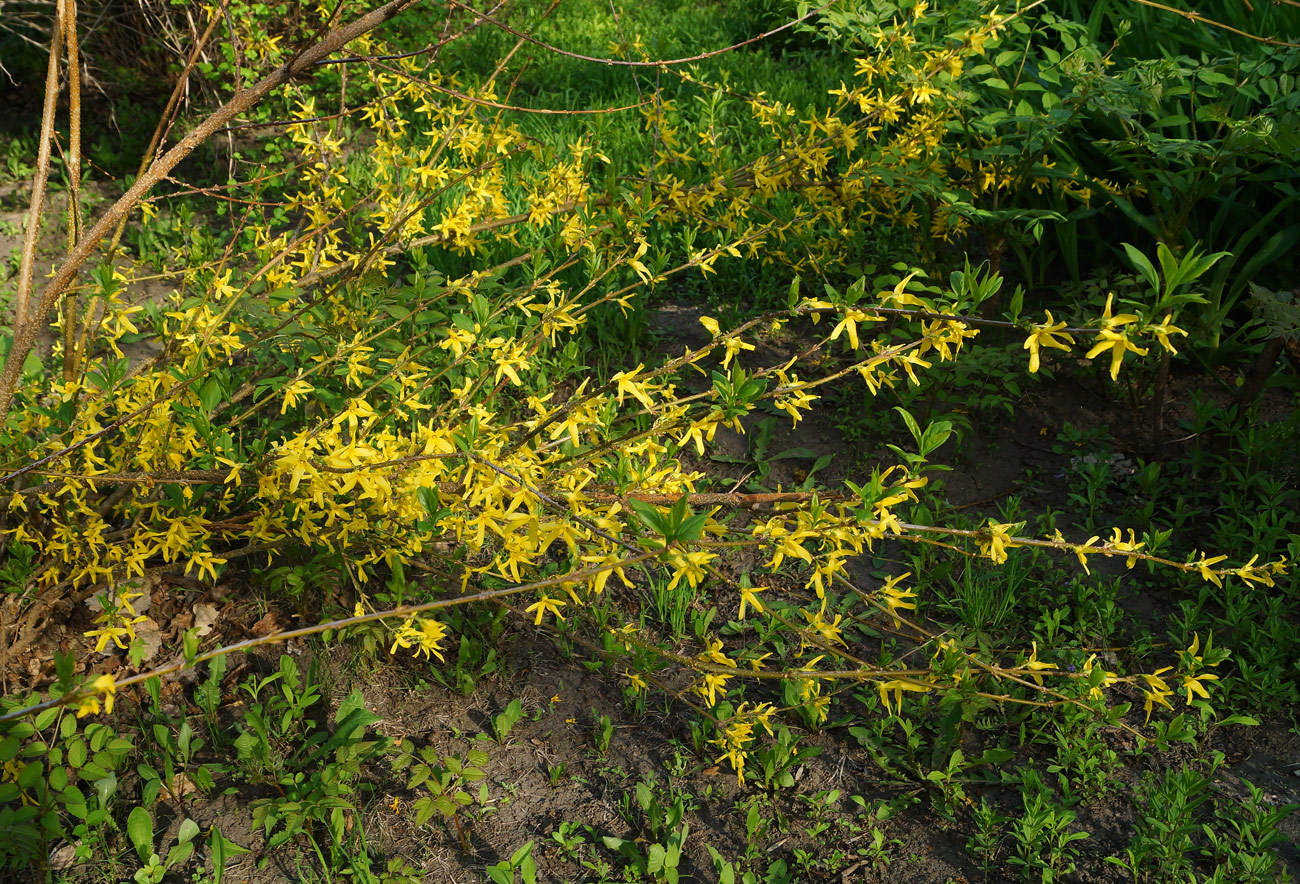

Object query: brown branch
[583,490,854,507]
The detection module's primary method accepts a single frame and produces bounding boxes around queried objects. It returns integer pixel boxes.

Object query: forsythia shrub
[0,0,1290,872]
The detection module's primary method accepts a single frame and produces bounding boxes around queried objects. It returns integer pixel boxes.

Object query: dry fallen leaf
[193,603,219,637]
[161,772,198,801]
[133,618,164,663]
[251,612,283,637]
[48,843,79,871]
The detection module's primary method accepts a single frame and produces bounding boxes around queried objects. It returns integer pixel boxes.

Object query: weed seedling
[967,797,1008,877]
[389,739,492,853]
[593,712,614,756]
[752,726,821,791]
[1107,757,1220,883]
[126,808,200,884]
[599,779,691,884]
[492,698,524,743]
[1008,770,1089,882]
[486,840,537,884]
[1200,779,1298,882]
[549,820,588,862]
[857,826,902,873]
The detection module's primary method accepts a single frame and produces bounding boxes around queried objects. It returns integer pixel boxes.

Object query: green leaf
[1123,243,1160,294]
[177,818,201,845]
[627,497,669,538]
[707,845,736,884]
[510,840,535,866]
[676,512,709,543]
[166,839,196,870]
[1008,285,1024,322]
[1155,242,1181,296]
[920,420,953,456]
[1215,714,1259,728]
[1197,69,1235,86]
[128,806,155,861]
[770,447,818,461]
[61,785,88,819]
[648,843,668,874]
[417,486,441,518]
[16,760,43,789]
[199,378,222,412]
[0,735,20,762]
[974,747,1014,766]
[668,495,690,534]
[94,772,117,807]
[412,797,436,826]
[55,649,76,687]
[68,738,86,769]
[893,407,922,447]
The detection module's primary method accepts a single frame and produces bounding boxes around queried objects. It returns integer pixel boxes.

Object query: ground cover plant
[0,0,1297,882]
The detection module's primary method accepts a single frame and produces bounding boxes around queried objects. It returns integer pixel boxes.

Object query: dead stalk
[14,0,66,331]
[62,0,83,383]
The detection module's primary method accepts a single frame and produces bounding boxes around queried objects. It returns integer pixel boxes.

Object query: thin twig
[1128,0,1300,48]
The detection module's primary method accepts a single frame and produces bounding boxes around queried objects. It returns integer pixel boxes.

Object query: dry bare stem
[14,0,66,330]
